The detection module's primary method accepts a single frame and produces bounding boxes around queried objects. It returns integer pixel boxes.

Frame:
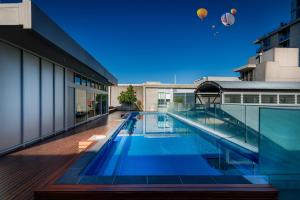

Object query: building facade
[234,0,300,82]
[0,1,117,155]
[109,82,196,112]
[235,48,300,82]
[255,0,300,55]
[195,81,300,106]
[291,0,300,20]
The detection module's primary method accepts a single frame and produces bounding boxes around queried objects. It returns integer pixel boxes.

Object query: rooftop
[196,81,300,92]
[234,64,257,72]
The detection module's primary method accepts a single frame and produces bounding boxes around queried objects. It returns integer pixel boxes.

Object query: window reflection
[87,92,95,118]
[279,95,295,104]
[81,77,87,86]
[95,94,102,115]
[87,79,91,87]
[75,89,87,123]
[102,94,108,114]
[74,74,81,85]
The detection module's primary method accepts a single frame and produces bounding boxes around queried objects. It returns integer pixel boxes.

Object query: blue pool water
[84,113,258,177]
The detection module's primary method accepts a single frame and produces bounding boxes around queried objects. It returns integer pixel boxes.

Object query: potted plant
[118,85,137,111]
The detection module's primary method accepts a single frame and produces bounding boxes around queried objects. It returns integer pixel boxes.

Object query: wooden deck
[0,112,123,200]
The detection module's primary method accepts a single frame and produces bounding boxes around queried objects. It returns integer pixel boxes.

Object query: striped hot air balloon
[221,13,235,26]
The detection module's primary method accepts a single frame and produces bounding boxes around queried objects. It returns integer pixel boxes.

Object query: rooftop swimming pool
[58,112,264,185]
[84,113,258,177]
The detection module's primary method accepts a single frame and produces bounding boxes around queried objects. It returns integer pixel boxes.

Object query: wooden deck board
[0,112,123,200]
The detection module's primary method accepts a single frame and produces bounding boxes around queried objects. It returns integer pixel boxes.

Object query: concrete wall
[248,56,258,65]
[109,85,144,108]
[274,48,299,67]
[261,48,275,63]
[255,61,300,82]
[254,48,300,82]
[144,88,159,112]
[265,62,300,82]
[254,63,267,81]
[110,84,196,112]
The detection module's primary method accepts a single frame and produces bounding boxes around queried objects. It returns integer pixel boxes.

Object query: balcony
[279,34,290,44]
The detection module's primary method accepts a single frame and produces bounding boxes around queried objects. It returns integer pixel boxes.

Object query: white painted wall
[274,48,299,67]
[252,48,300,82]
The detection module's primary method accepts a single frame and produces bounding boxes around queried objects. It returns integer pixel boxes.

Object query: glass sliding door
[87,92,95,118]
[75,89,87,123]
[102,94,108,114]
[95,94,102,116]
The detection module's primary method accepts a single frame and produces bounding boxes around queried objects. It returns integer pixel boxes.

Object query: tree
[174,96,184,104]
[118,85,137,110]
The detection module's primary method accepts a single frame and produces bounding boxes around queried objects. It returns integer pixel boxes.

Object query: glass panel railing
[168,103,258,149]
[259,107,300,199]
[168,104,300,197]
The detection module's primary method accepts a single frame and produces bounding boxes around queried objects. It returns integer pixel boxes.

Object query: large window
[224,94,241,104]
[243,94,259,104]
[95,94,102,115]
[75,89,87,123]
[87,92,95,118]
[261,95,277,104]
[91,81,95,88]
[102,94,108,114]
[87,79,91,87]
[81,77,87,86]
[158,91,172,108]
[158,92,167,107]
[103,85,107,91]
[74,74,81,85]
[279,95,295,104]
[99,84,104,91]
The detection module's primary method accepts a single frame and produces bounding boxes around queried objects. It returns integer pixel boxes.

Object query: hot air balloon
[221,13,235,26]
[197,8,208,21]
[231,8,237,15]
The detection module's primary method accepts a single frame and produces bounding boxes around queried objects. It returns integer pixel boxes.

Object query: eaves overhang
[0,1,118,85]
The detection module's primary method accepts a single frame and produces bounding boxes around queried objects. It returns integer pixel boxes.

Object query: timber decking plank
[0,113,122,200]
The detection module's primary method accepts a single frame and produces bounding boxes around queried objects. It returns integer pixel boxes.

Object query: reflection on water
[91,113,259,177]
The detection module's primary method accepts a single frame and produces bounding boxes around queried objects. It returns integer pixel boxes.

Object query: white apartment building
[109,82,196,112]
[234,48,300,82]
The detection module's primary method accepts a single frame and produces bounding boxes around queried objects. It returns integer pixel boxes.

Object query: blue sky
[32,0,290,84]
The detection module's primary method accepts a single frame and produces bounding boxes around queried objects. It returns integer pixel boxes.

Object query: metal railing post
[245,105,248,144]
